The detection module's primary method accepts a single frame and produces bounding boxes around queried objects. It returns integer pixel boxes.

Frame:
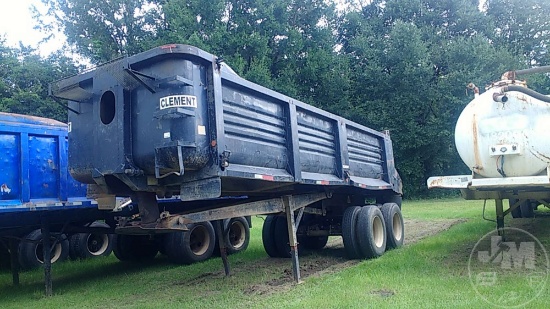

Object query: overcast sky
[0,0,64,55]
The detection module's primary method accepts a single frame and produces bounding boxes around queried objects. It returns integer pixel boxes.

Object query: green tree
[0,39,79,121]
[37,0,164,63]
[485,0,550,66]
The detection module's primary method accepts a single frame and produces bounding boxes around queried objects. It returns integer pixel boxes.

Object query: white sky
[0,0,65,56]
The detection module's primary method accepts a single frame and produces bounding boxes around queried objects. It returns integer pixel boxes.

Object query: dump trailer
[0,112,119,289]
[52,44,403,281]
[428,66,550,234]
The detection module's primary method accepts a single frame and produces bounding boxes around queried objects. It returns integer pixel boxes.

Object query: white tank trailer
[428,66,550,234]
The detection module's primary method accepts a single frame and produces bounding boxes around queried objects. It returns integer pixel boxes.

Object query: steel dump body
[0,112,103,230]
[52,45,401,201]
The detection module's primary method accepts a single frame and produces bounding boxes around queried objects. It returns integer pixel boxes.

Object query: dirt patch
[243,218,466,295]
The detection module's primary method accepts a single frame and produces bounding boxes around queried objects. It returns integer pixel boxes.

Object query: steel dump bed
[52,44,401,203]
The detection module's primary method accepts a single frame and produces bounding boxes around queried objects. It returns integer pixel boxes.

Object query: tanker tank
[455,78,550,178]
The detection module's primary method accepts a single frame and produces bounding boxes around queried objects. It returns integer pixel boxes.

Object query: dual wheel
[69,221,114,260]
[18,230,69,270]
[262,215,329,258]
[342,203,404,259]
[113,217,250,264]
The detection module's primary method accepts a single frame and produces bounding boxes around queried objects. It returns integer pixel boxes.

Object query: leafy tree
[36,0,164,64]
[0,39,79,121]
[339,0,521,196]
[485,0,550,66]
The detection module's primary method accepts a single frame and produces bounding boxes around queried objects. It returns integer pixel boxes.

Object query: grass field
[1,199,549,308]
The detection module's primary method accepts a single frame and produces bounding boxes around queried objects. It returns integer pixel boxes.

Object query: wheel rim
[189,225,210,256]
[86,234,109,256]
[35,240,63,264]
[372,216,384,248]
[228,221,246,249]
[392,212,403,242]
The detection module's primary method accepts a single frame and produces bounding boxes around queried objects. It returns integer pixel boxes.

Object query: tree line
[2,0,549,197]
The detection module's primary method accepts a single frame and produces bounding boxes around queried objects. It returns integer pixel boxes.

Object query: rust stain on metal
[472,114,483,171]
[530,149,550,163]
[429,178,443,188]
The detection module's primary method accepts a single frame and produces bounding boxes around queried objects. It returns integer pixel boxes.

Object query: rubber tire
[342,206,362,259]
[356,206,386,259]
[224,217,250,255]
[381,203,404,250]
[378,195,402,209]
[18,229,69,270]
[520,200,535,218]
[112,234,158,262]
[299,235,329,250]
[509,199,522,218]
[262,215,280,258]
[69,221,113,259]
[274,216,291,258]
[0,241,10,269]
[164,221,216,264]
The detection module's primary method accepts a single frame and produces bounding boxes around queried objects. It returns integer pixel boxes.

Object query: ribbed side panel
[347,127,384,178]
[297,108,337,175]
[222,85,289,169]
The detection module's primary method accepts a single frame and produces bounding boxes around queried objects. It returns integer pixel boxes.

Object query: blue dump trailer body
[51,44,401,206]
[0,113,99,231]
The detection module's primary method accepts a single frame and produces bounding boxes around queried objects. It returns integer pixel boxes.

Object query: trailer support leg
[215,220,230,276]
[283,195,301,283]
[41,222,53,296]
[495,199,505,237]
[9,239,19,286]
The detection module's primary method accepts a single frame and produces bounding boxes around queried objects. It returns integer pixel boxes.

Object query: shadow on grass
[0,255,178,295]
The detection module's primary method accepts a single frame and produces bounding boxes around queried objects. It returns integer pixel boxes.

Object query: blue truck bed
[0,113,99,230]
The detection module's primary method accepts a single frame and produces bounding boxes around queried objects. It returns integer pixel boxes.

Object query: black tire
[299,235,329,250]
[381,203,404,250]
[342,206,362,259]
[224,217,250,255]
[0,241,10,269]
[262,215,280,257]
[356,206,386,259]
[274,216,291,258]
[69,221,113,259]
[18,229,69,270]
[164,221,216,264]
[378,195,402,209]
[520,200,535,218]
[509,199,522,218]
[112,234,158,262]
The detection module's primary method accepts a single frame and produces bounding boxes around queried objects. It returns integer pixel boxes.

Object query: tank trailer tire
[342,206,362,259]
[381,203,404,250]
[356,206,387,259]
[509,199,523,218]
[69,221,113,259]
[262,215,280,258]
[164,221,216,264]
[113,234,158,262]
[520,200,535,218]
[18,229,69,270]
[224,217,250,255]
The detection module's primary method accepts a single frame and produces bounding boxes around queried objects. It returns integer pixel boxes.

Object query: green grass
[1,199,549,308]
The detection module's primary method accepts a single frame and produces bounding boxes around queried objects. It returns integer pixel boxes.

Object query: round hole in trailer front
[100,90,116,125]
